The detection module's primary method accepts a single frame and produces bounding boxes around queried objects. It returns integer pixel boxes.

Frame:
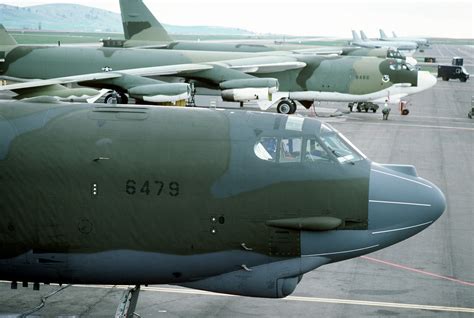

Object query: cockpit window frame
[253,123,367,165]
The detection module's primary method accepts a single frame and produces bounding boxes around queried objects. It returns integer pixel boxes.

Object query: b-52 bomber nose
[417,70,437,91]
[367,163,446,245]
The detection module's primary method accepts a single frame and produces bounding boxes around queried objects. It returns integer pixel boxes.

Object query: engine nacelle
[128,83,191,104]
[220,78,278,102]
[13,84,100,102]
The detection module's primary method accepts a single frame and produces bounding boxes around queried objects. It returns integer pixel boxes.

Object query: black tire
[118,92,129,104]
[277,100,294,114]
[442,77,449,81]
[365,108,369,113]
[356,105,361,112]
[104,93,121,104]
[289,100,297,114]
[372,108,377,113]
[402,109,410,115]
[460,78,467,83]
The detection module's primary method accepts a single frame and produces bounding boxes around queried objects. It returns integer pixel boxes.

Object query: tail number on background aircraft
[125,179,180,197]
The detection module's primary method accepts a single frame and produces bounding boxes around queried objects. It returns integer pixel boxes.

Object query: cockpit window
[280,137,302,163]
[319,124,365,164]
[254,137,277,161]
[254,125,366,165]
[387,51,402,59]
[304,139,329,162]
[389,61,415,72]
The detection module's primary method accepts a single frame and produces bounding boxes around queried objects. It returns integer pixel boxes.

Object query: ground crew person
[382,100,391,120]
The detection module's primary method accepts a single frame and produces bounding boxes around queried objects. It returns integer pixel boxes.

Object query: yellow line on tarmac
[138,286,474,314]
[334,121,474,131]
[2,282,472,314]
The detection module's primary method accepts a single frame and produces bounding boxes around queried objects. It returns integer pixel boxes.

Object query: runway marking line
[1,281,473,313]
[95,285,474,313]
[336,121,474,132]
[361,256,474,287]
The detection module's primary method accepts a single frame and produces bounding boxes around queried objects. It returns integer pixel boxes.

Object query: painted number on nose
[125,179,180,197]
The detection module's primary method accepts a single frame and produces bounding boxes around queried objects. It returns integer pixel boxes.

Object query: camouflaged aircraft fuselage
[0,45,418,95]
[0,101,445,297]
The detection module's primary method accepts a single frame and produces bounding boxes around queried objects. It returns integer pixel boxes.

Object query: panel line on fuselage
[371,169,433,188]
[369,200,431,207]
[301,244,379,258]
[371,221,433,235]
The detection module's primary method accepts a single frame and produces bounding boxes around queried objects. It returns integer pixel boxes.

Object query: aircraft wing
[0,64,214,92]
[211,55,306,74]
[0,54,317,104]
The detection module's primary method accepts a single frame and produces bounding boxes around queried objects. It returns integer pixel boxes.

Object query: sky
[1,0,473,38]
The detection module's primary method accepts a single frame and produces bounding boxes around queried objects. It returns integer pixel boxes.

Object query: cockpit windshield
[254,124,366,165]
[387,50,403,59]
[389,60,415,71]
[318,124,366,164]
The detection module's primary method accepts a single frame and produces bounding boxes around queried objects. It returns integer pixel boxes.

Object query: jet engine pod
[128,83,191,104]
[13,84,100,102]
[220,78,278,102]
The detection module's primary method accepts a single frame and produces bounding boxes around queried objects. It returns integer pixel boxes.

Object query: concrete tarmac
[0,44,473,317]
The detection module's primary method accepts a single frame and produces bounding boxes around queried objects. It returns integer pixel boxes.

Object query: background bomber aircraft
[379,29,429,48]
[0,25,435,114]
[351,30,418,56]
[117,0,410,63]
[0,100,446,312]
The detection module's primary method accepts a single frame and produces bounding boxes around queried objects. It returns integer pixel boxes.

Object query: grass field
[10,31,123,44]
[9,30,473,46]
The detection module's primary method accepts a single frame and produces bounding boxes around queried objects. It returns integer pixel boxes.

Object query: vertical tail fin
[392,31,398,38]
[119,0,172,42]
[360,30,368,41]
[0,24,18,46]
[351,30,361,42]
[379,29,388,39]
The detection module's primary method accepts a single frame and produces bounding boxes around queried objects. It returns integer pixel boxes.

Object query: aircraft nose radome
[417,71,437,90]
[424,178,446,221]
[369,164,446,233]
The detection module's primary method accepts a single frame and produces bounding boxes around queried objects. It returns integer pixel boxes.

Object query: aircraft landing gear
[277,99,297,114]
[115,285,141,318]
[104,91,128,104]
[350,102,378,113]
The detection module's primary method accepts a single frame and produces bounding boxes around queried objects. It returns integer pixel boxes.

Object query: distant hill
[0,4,121,32]
[0,3,255,35]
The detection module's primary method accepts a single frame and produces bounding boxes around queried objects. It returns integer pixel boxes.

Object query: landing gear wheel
[372,108,377,113]
[118,92,129,104]
[277,100,296,114]
[442,77,449,81]
[401,109,410,115]
[356,104,361,112]
[104,91,122,104]
[460,78,467,82]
